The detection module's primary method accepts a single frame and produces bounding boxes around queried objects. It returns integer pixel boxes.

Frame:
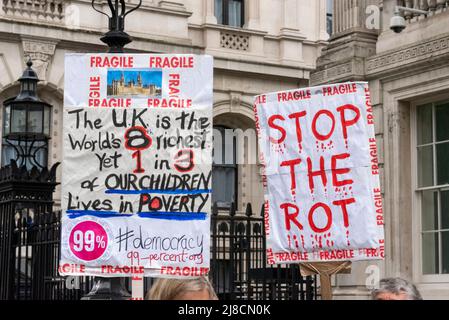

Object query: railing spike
[229,202,236,217]
[245,203,253,217]
[49,162,61,182]
[212,202,218,216]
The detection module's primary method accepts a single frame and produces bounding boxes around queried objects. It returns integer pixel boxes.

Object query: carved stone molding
[366,34,449,76]
[220,32,250,51]
[230,92,242,109]
[21,38,58,81]
[310,62,353,85]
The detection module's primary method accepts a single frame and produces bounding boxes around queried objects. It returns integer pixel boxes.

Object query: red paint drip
[293,235,299,249]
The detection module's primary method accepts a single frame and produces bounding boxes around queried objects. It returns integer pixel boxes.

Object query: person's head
[371,278,422,300]
[146,276,218,300]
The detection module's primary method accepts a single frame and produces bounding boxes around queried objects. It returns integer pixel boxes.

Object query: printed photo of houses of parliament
[107,69,162,97]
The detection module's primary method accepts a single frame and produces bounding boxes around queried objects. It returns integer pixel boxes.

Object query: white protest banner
[253,82,384,264]
[59,54,213,278]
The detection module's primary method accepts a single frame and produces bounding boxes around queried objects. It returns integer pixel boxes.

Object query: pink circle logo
[69,221,108,261]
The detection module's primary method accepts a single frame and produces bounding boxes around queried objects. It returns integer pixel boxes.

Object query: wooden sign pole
[300,261,352,300]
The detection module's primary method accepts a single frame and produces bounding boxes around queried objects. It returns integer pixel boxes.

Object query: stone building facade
[312,0,449,299]
[0,0,328,213]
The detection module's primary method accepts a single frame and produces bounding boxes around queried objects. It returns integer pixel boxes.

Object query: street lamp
[2,58,51,169]
[92,0,142,53]
[82,0,143,301]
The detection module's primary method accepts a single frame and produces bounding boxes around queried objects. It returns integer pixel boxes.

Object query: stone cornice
[0,19,199,52]
[198,23,268,37]
[312,32,449,84]
[74,0,192,17]
[366,33,449,78]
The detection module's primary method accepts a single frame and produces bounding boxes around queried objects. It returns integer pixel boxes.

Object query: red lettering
[90,56,134,68]
[332,198,355,228]
[268,115,286,144]
[307,157,327,191]
[336,104,361,140]
[308,202,332,233]
[331,153,353,187]
[173,149,195,173]
[280,203,303,231]
[288,111,307,149]
[149,56,194,68]
[281,158,301,194]
[312,109,336,141]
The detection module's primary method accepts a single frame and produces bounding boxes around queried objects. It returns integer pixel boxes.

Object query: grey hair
[371,277,423,300]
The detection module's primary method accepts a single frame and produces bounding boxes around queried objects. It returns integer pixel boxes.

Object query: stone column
[332,0,381,34]
[246,0,260,30]
[310,0,380,85]
[281,0,299,33]
[320,0,329,40]
[333,0,365,34]
[203,0,217,24]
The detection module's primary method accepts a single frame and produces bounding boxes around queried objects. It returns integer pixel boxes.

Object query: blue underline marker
[66,210,132,219]
[137,212,207,221]
[105,189,212,195]
[66,210,207,221]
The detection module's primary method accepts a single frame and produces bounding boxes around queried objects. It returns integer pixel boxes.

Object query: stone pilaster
[281,0,300,35]
[203,0,217,24]
[246,0,260,30]
[278,0,305,64]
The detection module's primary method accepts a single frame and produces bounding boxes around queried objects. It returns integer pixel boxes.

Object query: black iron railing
[0,160,94,300]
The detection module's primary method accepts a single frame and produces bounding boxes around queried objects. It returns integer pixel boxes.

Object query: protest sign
[59,54,213,277]
[253,82,384,264]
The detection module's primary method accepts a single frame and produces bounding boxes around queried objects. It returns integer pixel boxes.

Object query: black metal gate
[0,161,93,300]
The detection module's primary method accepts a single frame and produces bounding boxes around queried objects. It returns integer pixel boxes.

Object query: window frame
[412,98,449,283]
[212,125,238,210]
[215,0,245,28]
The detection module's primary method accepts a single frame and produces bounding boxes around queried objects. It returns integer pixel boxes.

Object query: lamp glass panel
[27,105,43,134]
[11,105,27,134]
[3,105,11,135]
[43,106,51,136]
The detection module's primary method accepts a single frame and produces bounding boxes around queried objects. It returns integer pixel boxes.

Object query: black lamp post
[2,58,51,170]
[92,0,142,53]
[82,0,143,301]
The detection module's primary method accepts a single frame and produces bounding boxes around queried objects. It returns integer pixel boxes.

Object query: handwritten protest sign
[253,82,384,264]
[59,54,213,277]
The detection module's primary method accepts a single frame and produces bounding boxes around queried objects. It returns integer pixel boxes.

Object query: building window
[326,0,333,36]
[215,0,244,28]
[417,101,449,275]
[213,126,237,209]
